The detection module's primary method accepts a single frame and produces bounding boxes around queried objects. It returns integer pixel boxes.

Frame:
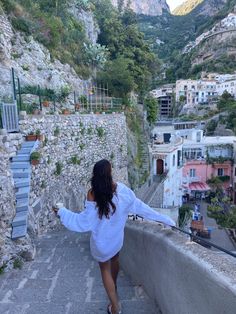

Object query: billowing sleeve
[127,188,176,227]
[58,202,96,232]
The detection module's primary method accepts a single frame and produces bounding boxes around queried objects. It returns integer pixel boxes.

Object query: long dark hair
[91,159,116,219]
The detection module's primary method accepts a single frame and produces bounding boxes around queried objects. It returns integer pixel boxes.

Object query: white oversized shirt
[58,182,175,262]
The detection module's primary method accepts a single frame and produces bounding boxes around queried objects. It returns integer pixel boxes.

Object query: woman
[53,159,175,314]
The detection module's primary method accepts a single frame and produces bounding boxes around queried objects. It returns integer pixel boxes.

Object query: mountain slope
[111,0,170,16]
[137,0,236,83]
[173,0,204,15]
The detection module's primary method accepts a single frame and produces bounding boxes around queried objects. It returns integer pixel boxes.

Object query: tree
[207,196,236,229]
[97,57,135,98]
[144,97,158,124]
[206,119,217,135]
[217,91,235,111]
[179,204,192,228]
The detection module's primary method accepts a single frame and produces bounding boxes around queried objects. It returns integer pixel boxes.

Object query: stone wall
[19,113,128,234]
[0,132,35,271]
[0,113,128,269]
[121,221,236,314]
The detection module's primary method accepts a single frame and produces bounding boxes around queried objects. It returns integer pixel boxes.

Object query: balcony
[189,176,201,183]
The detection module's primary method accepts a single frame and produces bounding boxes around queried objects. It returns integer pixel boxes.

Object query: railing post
[38,85,42,111]
[11,68,16,101]
[74,91,76,112]
[17,78,22,111]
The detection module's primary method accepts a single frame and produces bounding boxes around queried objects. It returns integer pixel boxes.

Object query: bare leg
[111,252,120,289]
[99,261,119,314]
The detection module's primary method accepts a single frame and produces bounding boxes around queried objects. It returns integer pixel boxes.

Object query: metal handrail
[172,226,236,259]
[130,215,236,259]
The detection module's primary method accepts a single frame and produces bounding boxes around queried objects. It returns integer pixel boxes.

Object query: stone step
[18,148,32,154]
[16,187,30,200]
[12,211,28,227]
[21,141,36,148]
[11,224,27,239]
[16,199,29,212]
[12,155,30,162]
[14,179,30,188]
[11,162,30,169]
[12,169,31,179]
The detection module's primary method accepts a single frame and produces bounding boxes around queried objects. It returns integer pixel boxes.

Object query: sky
[166,0,185,11]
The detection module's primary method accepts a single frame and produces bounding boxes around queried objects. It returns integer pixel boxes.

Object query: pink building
[183,160,232,198]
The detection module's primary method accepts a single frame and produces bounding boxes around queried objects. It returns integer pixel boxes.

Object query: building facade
[150,84,175,118]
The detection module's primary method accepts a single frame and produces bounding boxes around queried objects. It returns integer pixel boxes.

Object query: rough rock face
[193,0,227,17]
[68,5,99,44]
[0,9,97,99]
[190,12,236,66]
[111,0,169,16]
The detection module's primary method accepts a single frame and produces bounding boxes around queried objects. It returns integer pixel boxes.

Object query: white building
[176,79,217,106]
[150,126,183,208]
[216,79,236,98]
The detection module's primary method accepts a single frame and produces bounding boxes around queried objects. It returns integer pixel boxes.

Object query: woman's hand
[52,207,59,215]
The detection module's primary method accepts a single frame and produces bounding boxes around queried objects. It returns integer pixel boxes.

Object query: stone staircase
[149,181,164,208]
[11,141,38,240]
[139,140,150,179]
[136,181,160,204]
[136,176,166,209]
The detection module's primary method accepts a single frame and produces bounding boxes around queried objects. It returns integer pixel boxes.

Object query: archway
[156,159,164,175]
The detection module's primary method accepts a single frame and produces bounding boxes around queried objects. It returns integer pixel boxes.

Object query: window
[218,168,224,176]
[190,169,196,177]
[234,168,236,176]
[197,132,201,143]
[173,154,176,167]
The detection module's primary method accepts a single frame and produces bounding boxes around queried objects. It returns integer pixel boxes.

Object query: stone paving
[0,229,159,314]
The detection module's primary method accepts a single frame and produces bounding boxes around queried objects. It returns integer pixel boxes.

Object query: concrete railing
[120,221,236,314]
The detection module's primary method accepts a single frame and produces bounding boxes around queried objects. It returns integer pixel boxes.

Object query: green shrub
[54,162,62,175]
[87,127,93,135]
[30,151,40,161]
[79,143,85,150]
[54,126,60,136]
[96,127,105,138]
[22,64,30,71]
[13,258,23,269]
[70,155,81,165]
[0,263,7,275]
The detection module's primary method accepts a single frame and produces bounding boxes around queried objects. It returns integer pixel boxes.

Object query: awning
[189,182,211,191]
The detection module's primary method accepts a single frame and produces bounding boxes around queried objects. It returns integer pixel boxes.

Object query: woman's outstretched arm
[127,189,176,227]
[55,192,96,232]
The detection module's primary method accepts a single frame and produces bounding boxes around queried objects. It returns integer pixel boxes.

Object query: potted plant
[30,152,41,166]
[25,132,37,141]
[42,100,50,107]
[62,108,70,115]
[35,129,43,141]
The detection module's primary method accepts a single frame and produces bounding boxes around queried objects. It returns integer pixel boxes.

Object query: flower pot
[33,109,41,115]
[31,159,39,166]
[42,101,50,107]
[62,110,70,115]
[36,135,44,141]
[26,135,37,141]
